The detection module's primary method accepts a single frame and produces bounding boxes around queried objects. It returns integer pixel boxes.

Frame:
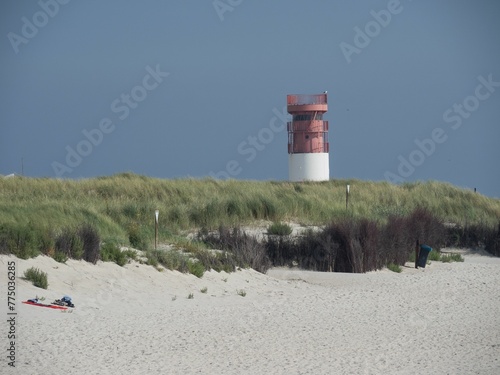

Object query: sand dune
[2,249,499,374]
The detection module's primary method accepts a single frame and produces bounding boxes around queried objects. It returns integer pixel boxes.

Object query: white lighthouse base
[289,153,329,182]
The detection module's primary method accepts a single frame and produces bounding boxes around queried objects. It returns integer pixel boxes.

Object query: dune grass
[1,174,498,227]
[1,174,499,263]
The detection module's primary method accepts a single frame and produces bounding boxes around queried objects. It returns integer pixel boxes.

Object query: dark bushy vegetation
[446,221,500,257]
[0,222,113,265]
[79,224,101,264]
[55,224,101,264]
[55,227,84,260]
[196,207,491,274]
[198,226,271,273]
[266,207,448,273]
[485,223,500,257]
[0,223,40,259]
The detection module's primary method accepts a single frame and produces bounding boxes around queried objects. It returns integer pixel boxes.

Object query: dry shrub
[485,222,500,257]
[55,224,100,263]
[451,221,500,257]
[55,227,83,259]
[406,207,446,249]
[359,219,379,271]
[266,207,448,273]
[198,226,271,273]
[79,224,100,264]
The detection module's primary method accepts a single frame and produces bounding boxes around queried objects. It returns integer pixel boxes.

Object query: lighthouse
[287,93,329,181]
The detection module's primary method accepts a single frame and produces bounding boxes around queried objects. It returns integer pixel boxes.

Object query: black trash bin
[417,245,432,268]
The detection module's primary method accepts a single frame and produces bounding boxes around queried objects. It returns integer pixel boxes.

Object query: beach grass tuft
[428,250,441,261]
[267,222,293,236]
[387,263,402,273]
[24,267,48,289]
[100,241,129,266]
[440,253,464,263]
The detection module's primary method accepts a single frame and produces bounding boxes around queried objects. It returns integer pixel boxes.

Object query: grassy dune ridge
[1,173,499,248]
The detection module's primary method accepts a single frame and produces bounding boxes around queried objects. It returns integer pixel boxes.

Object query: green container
[418,245,432,268]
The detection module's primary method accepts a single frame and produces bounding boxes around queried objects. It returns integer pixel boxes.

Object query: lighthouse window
[293,114,323,121]
[293,115,311,121]
[305,135,309,139]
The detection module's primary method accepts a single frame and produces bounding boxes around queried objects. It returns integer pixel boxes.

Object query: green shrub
[127,222,149,250]
[156,250,189,272]
[188,260,205,278]
[24,267,48,289]
[147,253,159,268]
[237,289,246,297]
[38,229,55,256]
[145,252,159,267]
[188,245,236,273]
[428,250,441,261]
[146,249,205,276]
[53,251,68,263]
[387,263,402,273]
[267,222,293,236]
[200,287,208,293]
[100,242,127,266]
[440,253,464,263]
[0,223,40,259]
[122,249,137,260]
[408,250,416,263]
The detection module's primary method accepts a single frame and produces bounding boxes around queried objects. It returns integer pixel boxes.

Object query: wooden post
[346,184,350,210]
[154,209,159,250]
[415,239,420,269]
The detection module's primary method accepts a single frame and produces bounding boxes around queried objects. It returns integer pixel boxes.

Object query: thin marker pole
[346,184,350,210]
[155,209,159,250]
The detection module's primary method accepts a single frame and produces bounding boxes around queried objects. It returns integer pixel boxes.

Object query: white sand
[1,249,499,374]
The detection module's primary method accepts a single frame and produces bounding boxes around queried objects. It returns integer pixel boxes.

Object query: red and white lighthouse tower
[287,93,329,181]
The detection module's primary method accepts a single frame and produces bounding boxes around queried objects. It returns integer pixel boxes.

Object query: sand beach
[2,248,499,375]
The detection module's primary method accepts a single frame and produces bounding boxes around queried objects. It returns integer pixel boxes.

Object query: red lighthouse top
[287,94,328,114]
[287,93,329,154]
[287,93,327,106]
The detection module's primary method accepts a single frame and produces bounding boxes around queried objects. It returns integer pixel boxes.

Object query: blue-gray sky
[1,0,499,198]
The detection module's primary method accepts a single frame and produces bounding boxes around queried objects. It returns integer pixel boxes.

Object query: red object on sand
[22,301,68,310]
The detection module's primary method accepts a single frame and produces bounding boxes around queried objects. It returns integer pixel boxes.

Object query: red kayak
[22,301,68,310]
